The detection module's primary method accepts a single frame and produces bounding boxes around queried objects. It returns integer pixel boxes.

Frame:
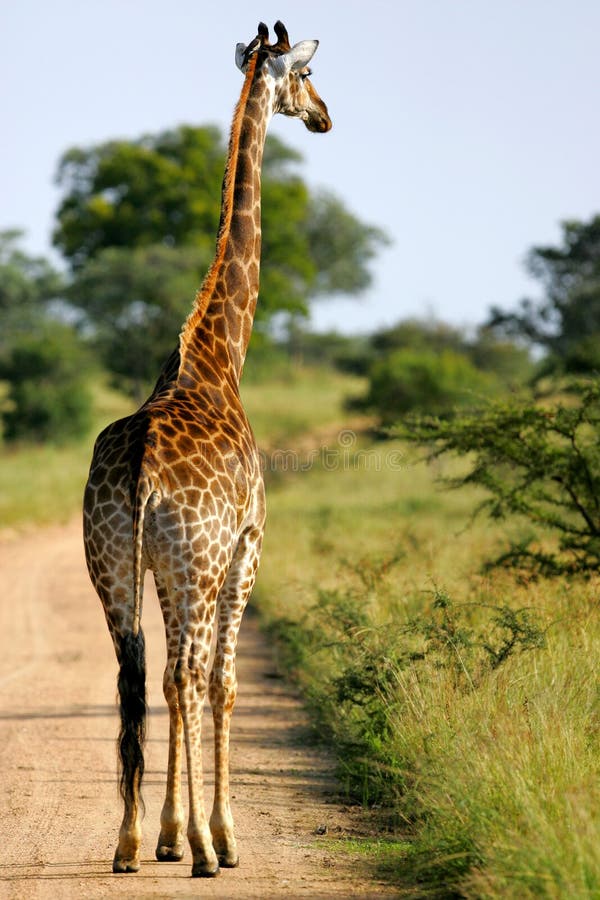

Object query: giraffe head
[235,20,332,134]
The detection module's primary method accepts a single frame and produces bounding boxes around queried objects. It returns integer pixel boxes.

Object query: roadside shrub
[352,348,494,424]
[266,548,600,897]
[266,562,546,809]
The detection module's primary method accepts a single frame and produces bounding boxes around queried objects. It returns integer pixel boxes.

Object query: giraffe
[83,20,331,879]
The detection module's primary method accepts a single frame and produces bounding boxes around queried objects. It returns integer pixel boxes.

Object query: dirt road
[0,520,397,899]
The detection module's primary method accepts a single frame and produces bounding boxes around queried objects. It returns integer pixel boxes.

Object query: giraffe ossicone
[83,20,331,878]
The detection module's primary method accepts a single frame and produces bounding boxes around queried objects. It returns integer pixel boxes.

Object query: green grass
[383,589,600,897]
[249,379,600,898]
[318,837,412,882]
[256,442,497,615]
[241,365,365,446]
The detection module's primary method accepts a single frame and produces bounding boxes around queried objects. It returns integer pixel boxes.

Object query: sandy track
[0,520,396,899]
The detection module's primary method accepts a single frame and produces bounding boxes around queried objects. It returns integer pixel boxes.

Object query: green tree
[355,348,493,423]
[397,380,600,577]
[489,215,600,375]
[0,231,94,444]
[371,319,469,357]
[53,126,388,330]
[0,323,92,443]
[67,244,204,398]
[346,318,531,423]
[467,325,532,384]
[0,229,64,346]
[305,191,390,298]
[53,126,224,267]
[370,319,531,383]
[337,318,531,383]
[282,323,372,372]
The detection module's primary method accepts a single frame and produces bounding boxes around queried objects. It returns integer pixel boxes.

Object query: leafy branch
[395,380,600,577]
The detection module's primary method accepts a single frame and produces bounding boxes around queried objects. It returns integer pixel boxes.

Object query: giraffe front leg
[155,676,185,862]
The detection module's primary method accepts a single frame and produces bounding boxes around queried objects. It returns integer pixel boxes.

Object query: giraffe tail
[116,630,146,813]
[132,472,153,639]
[114,471,153,811]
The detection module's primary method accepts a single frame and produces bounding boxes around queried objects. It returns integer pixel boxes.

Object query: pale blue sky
[2,1,599,334]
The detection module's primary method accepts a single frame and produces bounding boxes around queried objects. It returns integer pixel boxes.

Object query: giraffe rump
[116,630,147,810]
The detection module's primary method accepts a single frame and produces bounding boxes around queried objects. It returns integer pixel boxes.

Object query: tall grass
[388,585,600,897]
[255,423,600,897]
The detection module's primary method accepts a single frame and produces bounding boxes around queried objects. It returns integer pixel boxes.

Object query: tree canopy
[69,244,202,396]
[0,229,64,347]
[53,126,389,332]
[53,126,225,268]
[0,322,92,443]
[0,232,91,443]
[489,215,600,375]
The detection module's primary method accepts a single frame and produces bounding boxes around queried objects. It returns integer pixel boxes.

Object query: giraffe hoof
[112,856,140,873]
[156,843,185,862]
[191,861,220,878]
[218,853,239,868]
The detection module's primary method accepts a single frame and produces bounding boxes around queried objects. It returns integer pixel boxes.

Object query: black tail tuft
[116,630,147,810]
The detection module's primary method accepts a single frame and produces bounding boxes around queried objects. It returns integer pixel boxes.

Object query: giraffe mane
[178,19,297,364]
[179,50,260,349]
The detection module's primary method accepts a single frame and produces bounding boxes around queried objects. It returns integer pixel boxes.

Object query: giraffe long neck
[179,55,271,387]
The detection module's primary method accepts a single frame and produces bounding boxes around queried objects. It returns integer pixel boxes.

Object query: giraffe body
[83,21,330,878]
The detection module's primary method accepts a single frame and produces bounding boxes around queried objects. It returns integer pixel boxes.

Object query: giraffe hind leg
[113,629,147,873]
[155,670,185,862]
[156,578,220,878]
[154,576,185,863]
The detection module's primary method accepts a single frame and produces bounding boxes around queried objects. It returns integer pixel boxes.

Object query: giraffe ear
[269,40,319,77]
[235,43,247,71]
[289,40,319,70]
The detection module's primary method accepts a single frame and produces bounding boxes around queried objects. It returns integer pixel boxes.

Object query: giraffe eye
[300,68,312,81]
